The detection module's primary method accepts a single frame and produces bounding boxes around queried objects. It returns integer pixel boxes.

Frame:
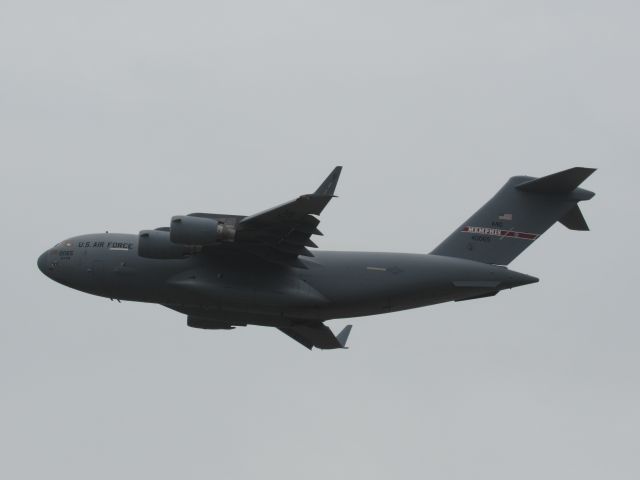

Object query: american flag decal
[462,226,539,241]
[499,213,513,221]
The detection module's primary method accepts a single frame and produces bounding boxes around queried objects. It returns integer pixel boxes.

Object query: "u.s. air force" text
[78,241,133,249]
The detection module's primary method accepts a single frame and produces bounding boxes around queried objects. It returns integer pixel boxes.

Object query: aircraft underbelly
[163,266,328,313]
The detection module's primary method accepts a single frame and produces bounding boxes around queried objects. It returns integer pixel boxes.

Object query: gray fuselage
[38,232,537,326]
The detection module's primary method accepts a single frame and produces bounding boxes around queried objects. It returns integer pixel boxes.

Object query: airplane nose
[37,251,48,275]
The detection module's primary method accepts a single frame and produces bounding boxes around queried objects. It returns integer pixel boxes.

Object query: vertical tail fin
[431,167,596,265]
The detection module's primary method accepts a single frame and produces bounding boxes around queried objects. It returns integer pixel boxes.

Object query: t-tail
[431,167,596,265]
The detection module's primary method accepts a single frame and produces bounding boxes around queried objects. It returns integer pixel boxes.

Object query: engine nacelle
[169,215,236,245]
[138,230,200,259]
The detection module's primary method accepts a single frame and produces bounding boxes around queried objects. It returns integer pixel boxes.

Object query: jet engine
[169,215,236,245]
[138,230,200,259]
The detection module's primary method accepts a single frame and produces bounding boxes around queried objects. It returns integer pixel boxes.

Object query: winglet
[336,324,352,348]
[315,166,343,196]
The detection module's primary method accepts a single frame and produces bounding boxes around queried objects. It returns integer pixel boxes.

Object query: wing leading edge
[186,167,342,268]
[234,166,342,267]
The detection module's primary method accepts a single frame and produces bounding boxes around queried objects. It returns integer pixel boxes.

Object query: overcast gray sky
[1,1,638,478]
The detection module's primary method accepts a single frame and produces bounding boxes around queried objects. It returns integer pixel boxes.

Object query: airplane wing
[279,323,352,350]
[166,305,352,350]
[235,166,342,265]
[189,166,342,268]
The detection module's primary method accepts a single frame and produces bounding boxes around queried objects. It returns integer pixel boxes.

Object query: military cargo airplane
[38,166,595,350]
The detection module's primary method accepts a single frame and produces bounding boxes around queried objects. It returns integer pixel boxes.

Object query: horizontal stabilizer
[431,167,596,265]
[559,205,590,231]
[516,167,596,193]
